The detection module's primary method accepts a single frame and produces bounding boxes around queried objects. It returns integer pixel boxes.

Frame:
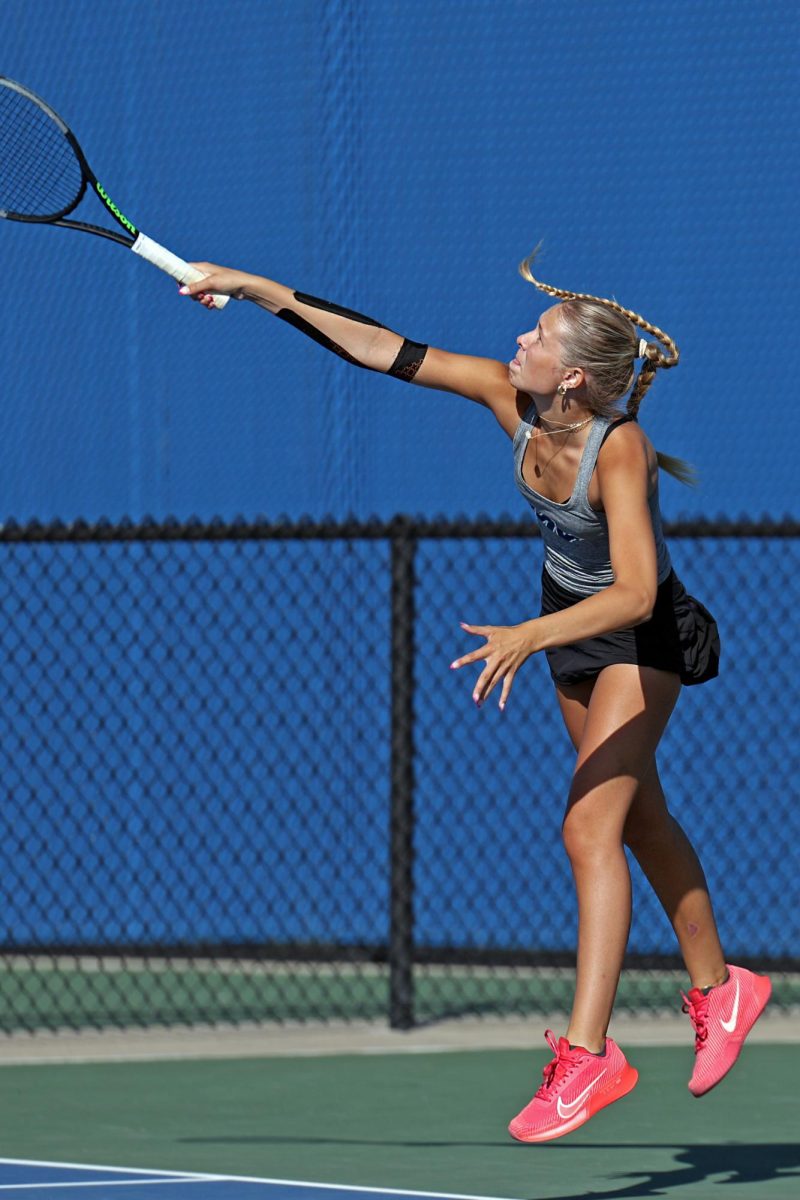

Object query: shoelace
[535,1029,585,1101]
[681,991,710,1051]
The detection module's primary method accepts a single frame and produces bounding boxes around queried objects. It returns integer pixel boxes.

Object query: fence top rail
[0,515,798,544]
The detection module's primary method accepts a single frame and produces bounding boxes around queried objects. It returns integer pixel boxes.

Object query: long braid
[519,248,693,484]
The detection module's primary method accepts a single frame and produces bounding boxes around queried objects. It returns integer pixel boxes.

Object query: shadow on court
[524,1143,800,1200]
[178,1137,800,1198]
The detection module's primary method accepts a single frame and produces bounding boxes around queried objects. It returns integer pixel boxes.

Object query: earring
[557,384,567,397]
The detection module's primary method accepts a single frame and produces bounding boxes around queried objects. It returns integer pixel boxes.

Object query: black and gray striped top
[513,404,672,597]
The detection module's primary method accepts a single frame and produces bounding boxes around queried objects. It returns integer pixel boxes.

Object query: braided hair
[519,246,694,484]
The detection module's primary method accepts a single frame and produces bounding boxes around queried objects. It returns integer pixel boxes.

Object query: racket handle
[130,233,230,309]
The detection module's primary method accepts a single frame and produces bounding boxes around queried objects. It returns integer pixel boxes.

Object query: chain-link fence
[1,516,797,1033]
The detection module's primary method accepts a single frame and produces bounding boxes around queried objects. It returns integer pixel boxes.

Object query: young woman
[180,255,771,1143]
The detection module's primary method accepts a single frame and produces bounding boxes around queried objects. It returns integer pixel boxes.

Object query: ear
[562,367,585,390]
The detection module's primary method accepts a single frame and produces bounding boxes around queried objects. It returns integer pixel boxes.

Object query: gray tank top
[513,403,672,596]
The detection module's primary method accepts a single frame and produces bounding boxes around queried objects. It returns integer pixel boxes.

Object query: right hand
[180,263,251,308]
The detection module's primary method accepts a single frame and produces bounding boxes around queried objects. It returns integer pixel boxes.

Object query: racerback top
[513,403,672,596]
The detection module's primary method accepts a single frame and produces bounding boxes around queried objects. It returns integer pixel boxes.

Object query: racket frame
[0,76,228,303]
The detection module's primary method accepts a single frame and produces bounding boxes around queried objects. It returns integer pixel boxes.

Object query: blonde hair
[519,245,695,485]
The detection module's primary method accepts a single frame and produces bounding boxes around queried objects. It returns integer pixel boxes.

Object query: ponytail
[519,247,695,484]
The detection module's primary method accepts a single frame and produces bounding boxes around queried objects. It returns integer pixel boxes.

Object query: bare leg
[623,764,727,990]
[558,664,682,1052]
[555,675,726,1031]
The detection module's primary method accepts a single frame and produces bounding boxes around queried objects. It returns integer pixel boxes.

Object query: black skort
[540,566,720,688]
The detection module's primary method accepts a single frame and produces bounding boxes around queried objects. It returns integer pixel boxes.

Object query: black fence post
[389,516,416,1030]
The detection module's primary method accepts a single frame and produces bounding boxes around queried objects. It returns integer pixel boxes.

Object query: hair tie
[638,337,649,359]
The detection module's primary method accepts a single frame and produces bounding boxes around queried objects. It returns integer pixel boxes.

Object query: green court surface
[0,1045,796,1199]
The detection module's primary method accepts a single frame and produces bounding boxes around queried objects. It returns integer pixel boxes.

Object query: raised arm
[181,265,524,436]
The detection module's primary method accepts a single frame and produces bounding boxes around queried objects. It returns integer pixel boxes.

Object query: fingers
[450,622,491,671]
[471,664,494,707]
[472,662,510,709]
[449,645,490,671]
[451,622,519,710]
[179,265,244,309]
[498,672,516,712]
[449,622,493,670]
[450,625,497,705]
[178,280,219,309]
[179,264,227,306]
[179,277,214,300]
[452,652,512,710]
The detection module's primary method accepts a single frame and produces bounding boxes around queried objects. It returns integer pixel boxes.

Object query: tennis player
[180,254,771,1142]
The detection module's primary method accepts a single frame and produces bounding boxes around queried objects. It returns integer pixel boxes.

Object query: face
[508,306,573,398]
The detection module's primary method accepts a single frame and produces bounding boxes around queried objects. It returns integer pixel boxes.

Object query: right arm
[181,265,525,438]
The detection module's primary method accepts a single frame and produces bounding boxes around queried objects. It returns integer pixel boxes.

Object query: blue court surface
[0,1160,511,1200]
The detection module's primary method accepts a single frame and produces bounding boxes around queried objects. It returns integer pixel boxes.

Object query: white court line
[0,1160,521,1200]
[0,1181,204,1191]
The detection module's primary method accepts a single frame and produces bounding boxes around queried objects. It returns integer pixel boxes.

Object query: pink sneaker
[508,1030,638,1143]
[682,963,772,1097]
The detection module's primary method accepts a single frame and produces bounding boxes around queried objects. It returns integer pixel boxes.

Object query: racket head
[1,76,226,306]
[0,76,89,222]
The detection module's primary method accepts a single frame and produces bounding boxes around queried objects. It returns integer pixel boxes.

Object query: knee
[562,804,623,866]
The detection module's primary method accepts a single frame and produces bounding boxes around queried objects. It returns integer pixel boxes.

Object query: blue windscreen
[1,0,795,522]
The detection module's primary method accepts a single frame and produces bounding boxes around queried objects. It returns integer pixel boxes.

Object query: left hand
[450,620,539,710]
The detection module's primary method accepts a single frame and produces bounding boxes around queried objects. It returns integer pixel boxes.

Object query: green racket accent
[95,181,138,237]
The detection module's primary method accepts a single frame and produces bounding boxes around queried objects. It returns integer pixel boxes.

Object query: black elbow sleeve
[387,338,428,381]
[274,307,366,368]
[293,291,383,327]
[277,291,428,381]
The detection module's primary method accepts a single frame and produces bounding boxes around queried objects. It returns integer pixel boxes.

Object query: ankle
[565,1032,606,1055]
[692,967,730,992]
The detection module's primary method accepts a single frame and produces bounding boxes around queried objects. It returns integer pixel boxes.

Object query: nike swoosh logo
[557,1070,607,1119]
[720,979,740,1033]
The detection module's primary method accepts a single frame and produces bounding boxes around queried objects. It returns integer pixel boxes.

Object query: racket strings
[0,85,83,218]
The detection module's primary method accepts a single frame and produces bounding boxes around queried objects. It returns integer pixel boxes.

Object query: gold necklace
[524,414,593,441]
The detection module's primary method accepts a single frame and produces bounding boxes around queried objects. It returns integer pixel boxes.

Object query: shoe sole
[689,974,772,1098]
[509,1063,639,1143]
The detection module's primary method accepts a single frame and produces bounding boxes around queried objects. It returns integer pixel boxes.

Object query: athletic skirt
[540,566,721,688]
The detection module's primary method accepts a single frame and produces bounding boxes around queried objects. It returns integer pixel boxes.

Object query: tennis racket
[0,77,229,308]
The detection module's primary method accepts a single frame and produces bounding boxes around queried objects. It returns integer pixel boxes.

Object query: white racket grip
[131,233,230,309]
